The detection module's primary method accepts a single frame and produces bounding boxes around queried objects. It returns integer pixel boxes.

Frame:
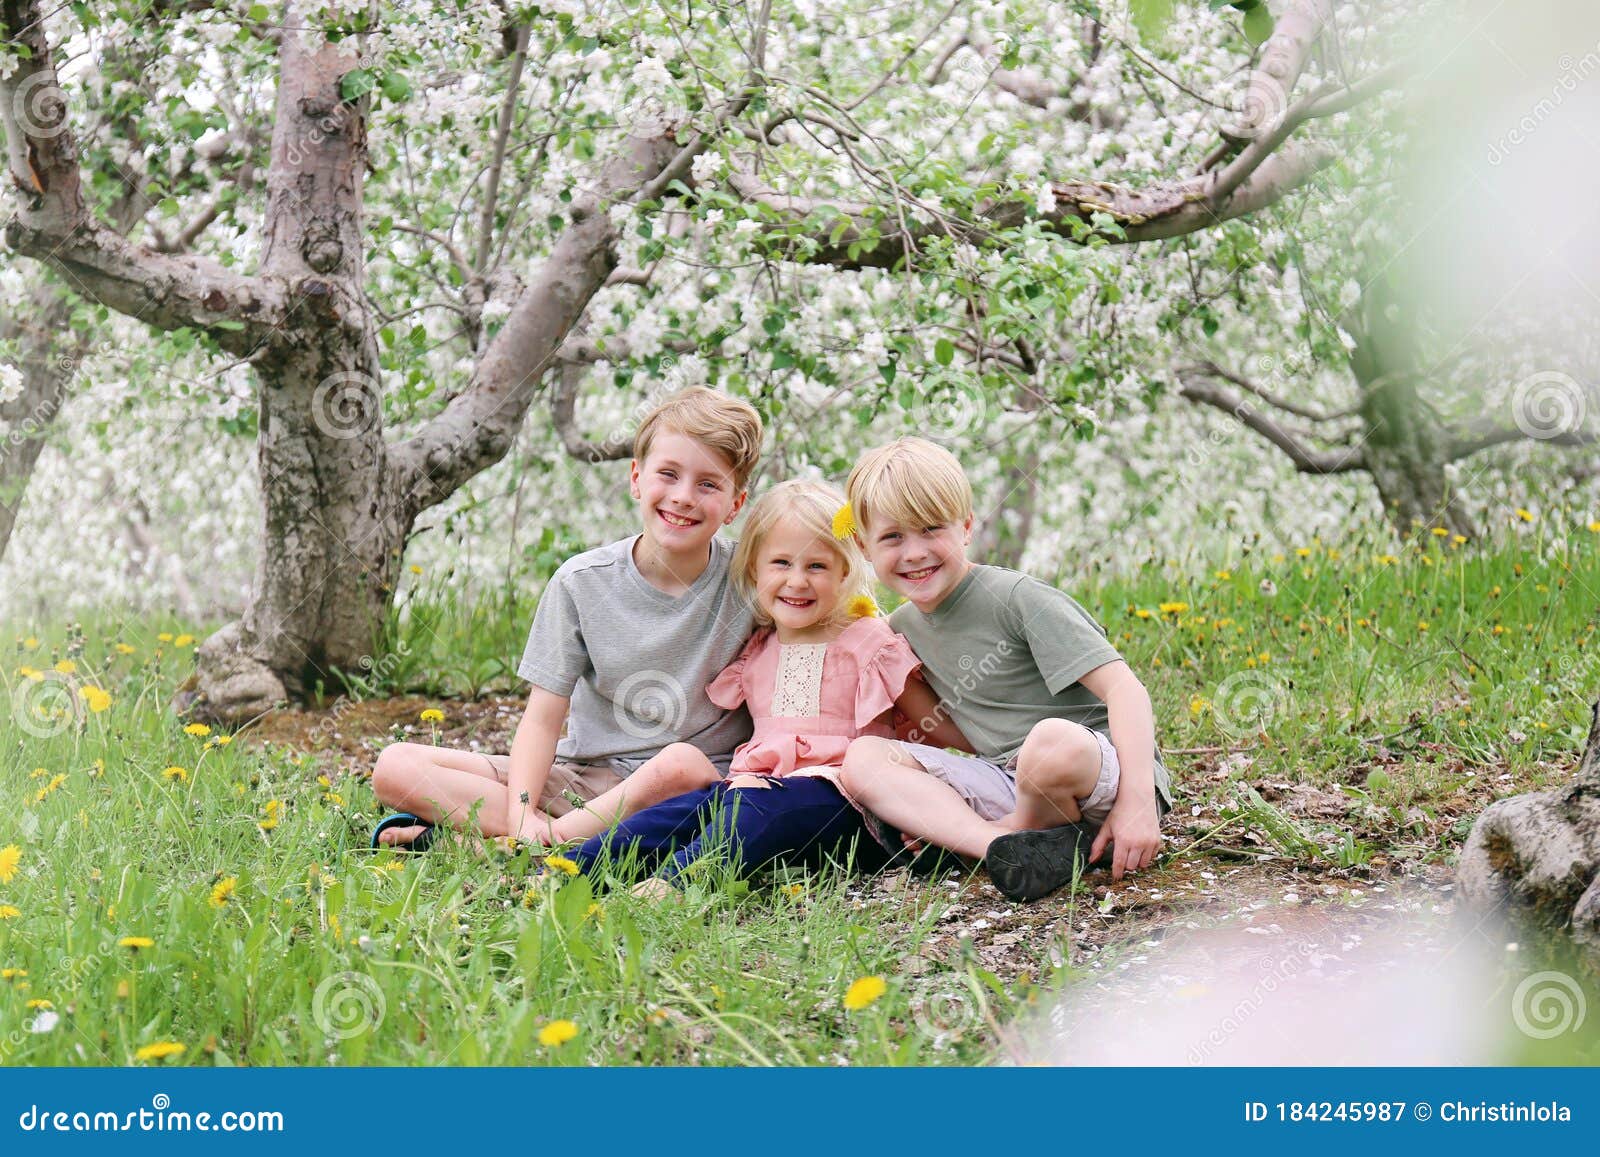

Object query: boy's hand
[1089,801,1162,882]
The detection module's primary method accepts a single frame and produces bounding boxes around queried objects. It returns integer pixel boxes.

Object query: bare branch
[473,22,530,274]
[1450,419,1600,461]
[1181,359,1362,423]
[1177,369,1367,475]
[550,362,633,462]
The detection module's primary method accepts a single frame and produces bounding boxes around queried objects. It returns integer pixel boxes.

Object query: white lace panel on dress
[770,642,828,718]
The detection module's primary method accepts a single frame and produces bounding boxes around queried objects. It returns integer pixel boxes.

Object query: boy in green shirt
[837,437,1173,901]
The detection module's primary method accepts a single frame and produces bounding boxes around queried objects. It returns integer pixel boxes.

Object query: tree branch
[1176,369,1367,475]
[550,362,634,463]
[0,0,281,353]
[1182,359,1362,422]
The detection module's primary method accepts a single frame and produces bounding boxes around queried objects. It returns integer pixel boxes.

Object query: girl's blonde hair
[732,479,875,628]
[845,437,974,536]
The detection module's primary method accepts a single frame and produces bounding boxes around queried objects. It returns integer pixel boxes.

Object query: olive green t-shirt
[889,564,1173,807]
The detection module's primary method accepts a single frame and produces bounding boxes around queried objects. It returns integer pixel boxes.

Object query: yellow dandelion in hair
[162,766,188,783]
[0,844,20,884]
[208,877,237,909]
[543,854,579,877]
[79,685,112,713]
[831,504,856,540]
[173,634,195,648]
[843,975,887,1011]
[184,722,211,738]
[135,1041,185,1062]
[53,658,76,675]
[847,595,878,619]
[0,907,21,920]
[118,936,155,950]
[538,1019,578,1048]
[419,708,444,724]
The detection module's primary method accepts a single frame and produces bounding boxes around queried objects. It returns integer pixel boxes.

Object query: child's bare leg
[1009,719,1102,831]
[838,736,1014,860]
[370,742,555,844]
[542,743,719,844]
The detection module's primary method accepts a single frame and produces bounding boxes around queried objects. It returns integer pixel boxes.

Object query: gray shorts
[892,729,1170,828]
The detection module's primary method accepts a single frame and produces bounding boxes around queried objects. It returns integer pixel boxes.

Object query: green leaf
[1243,4,1274,45]
[1130,0,1175,42]
[934,337,955,366]
[380,71,411,102]
[339,68,376,102]
[762,312,785,336]
[879,360,897,385]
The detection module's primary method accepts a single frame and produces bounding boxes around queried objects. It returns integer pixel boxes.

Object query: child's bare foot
[377,822,430,847]
[629,878,680,903]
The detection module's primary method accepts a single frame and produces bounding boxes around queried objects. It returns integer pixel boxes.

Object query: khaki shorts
[478,753,735,817]
[892,729,1171,828]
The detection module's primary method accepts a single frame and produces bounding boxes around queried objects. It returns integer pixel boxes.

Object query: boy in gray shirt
[837,437,1172,901]
[371,388,762,849]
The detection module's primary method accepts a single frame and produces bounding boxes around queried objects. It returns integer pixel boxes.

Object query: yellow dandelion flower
[17,665,42,681]
[1133,608,1152,619]
[135,1041,186,1062]
[118,936,155,950]
[53,658,76,675]
[543,854,580,877]
[79,685,112,713]
[33,773,66,804]
[1492,624,1506,636]
[781,883,804,898]
[1158,602,1188,616]
[843,975,887,1011]
[173,634,195,648]
[409,564,423,575]
[0,844,20,884]
[113,643,136,655]
[213,735,231,746]
[115,980,130,999]
[208,877,237,909]
[0,907,22,920]
[158,633,174,643]
[22,636,39,650]
[1515,508,1536,523]
[162,766,188,782]
[1430,527,1449,537]
[1452,534,1467,546]
[184,722,211,737]
[1,968,27,980]
[831,504,856,540]
[1189,695,1210,715]
[25,998,51,1009]
[846,595,878,619]
[419,708,444,724]
[1214,570,1231,580]
[537,1019,579,1048]
[1295,547,1312,558]
[585,902,603,922]
[1589,520,1600,533]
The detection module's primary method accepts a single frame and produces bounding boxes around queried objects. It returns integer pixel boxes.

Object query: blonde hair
[732,479,875,629]
[845,437,974,536]
[633,386,764,490]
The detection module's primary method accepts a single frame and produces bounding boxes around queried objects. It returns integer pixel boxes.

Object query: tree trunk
[1346,275,1476,541]
[1457,699,1600,971]
[191,24,405,721]
[1359,376,1476,540]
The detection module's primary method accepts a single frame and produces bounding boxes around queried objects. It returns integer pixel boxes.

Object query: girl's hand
[1088,801,1162,882]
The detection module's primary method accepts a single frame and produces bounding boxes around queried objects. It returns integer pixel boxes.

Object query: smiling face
[861,513,974,613]
[752,518,848,641]
[630,431,745,557]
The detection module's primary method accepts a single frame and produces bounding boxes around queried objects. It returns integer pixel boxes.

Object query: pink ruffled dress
[705,615,921,784]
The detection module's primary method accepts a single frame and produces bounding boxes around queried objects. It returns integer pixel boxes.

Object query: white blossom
[0,363,24,405]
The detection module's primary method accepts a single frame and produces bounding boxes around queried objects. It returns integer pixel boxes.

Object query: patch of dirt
[239,696,1542,981]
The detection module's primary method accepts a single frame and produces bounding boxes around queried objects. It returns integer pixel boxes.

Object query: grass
[2,511,1598,1065]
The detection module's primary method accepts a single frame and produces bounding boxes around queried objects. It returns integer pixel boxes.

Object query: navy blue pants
[571,776,889,883]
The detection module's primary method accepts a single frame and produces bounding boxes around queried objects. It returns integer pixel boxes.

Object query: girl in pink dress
[570,478,958,885]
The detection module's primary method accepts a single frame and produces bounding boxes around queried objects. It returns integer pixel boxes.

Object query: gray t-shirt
[518,535,755,767]
[889,564,1173,806]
